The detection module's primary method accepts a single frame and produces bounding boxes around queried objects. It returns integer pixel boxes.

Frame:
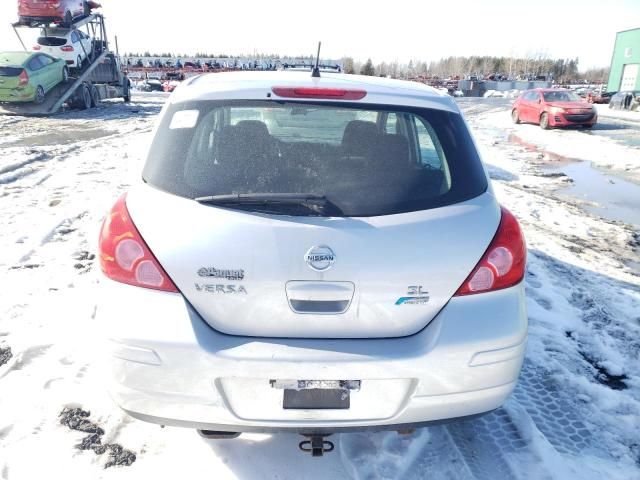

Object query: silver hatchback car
[98,71,527,450]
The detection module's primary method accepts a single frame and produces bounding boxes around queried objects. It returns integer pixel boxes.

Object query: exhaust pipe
[198,429,241,440]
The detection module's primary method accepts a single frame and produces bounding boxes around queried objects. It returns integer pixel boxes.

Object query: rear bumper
[100,279,527,431]
[0,87,35,103]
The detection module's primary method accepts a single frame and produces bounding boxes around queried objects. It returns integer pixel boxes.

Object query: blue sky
[1,0,638,68]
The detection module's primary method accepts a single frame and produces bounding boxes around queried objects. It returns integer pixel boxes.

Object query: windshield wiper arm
[194,193,343,215]
[195,193,328,205]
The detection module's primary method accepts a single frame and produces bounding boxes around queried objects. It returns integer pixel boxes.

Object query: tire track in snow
[340,359,619,480]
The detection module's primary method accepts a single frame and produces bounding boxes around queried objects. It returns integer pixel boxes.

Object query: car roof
[0,51,34,66]
[171,71,459,113]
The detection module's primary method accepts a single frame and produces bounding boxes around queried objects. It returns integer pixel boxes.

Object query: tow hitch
[299,434,334,457]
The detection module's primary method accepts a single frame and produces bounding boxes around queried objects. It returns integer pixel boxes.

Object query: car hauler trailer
[0,13,131,116]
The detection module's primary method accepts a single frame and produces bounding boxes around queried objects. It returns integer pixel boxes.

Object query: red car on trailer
[18,0,101,27]
[511,88,597,129]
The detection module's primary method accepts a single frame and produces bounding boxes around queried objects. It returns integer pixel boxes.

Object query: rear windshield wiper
[194,193,343,215]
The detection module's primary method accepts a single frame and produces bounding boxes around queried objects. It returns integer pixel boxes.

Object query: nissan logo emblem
[304,245,336,272]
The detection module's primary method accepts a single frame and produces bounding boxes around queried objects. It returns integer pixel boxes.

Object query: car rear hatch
[127,186,499,338]
[131,96,497,338]
[0,67,25,91]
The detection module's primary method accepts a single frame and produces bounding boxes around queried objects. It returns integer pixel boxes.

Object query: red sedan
[18,0,100,27]
[511,88,597,129]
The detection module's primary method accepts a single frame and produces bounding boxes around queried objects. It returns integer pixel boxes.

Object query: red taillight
[17,70,29,88]
[60,45,74,52]
[454,207,526,296]
[271,86,367,100]
[33,45,41,50]
[98,194,179,292]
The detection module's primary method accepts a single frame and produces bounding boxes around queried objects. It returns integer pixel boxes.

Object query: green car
[0,52,68,104]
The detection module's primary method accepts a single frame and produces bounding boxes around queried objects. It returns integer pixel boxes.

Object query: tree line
[345,55,609,83]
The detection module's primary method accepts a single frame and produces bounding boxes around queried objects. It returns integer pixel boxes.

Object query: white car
[98,71,527,454]
[33,28,92,69]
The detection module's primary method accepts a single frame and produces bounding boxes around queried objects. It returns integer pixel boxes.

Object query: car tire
[72,84,92,110]
[63,10,72,27]
[90,85,100,107]
[34,85,45,105]
[123,79,131,103]
[540,113,550,130]
[62,66,69,83]
[76,55,83,70]
[583,124,594,129]
[82,84,92,109]
[511,109,520,124]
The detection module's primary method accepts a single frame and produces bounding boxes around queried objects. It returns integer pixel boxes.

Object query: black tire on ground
[511,109,520,124]
[63,10,72,27]
[34,85,45,105]
[77,55,82,70]
[90,85,100,107]
[83,85,92,109]
[74,84,92,110]
[540,113,550,130]
[123,79,131,103]
[583,124,594,129]
[62,66,69,83]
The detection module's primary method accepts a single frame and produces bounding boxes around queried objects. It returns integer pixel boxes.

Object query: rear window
[143,101,488,217]
[37,37,67,47]
[0,67,23,77]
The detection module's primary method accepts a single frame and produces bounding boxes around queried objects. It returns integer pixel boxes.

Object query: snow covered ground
[0,94,639,479]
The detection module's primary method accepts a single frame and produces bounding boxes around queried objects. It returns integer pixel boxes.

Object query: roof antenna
[311,41,321,78]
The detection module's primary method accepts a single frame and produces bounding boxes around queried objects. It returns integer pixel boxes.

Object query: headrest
[234,120,270,139]
[342,120,378,156]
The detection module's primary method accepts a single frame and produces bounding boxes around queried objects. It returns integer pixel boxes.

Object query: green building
[608,27,640,92]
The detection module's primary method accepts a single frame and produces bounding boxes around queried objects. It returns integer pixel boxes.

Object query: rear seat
[373,133,411,171]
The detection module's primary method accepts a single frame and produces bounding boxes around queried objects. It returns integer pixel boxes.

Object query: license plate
[283,388,350,409]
